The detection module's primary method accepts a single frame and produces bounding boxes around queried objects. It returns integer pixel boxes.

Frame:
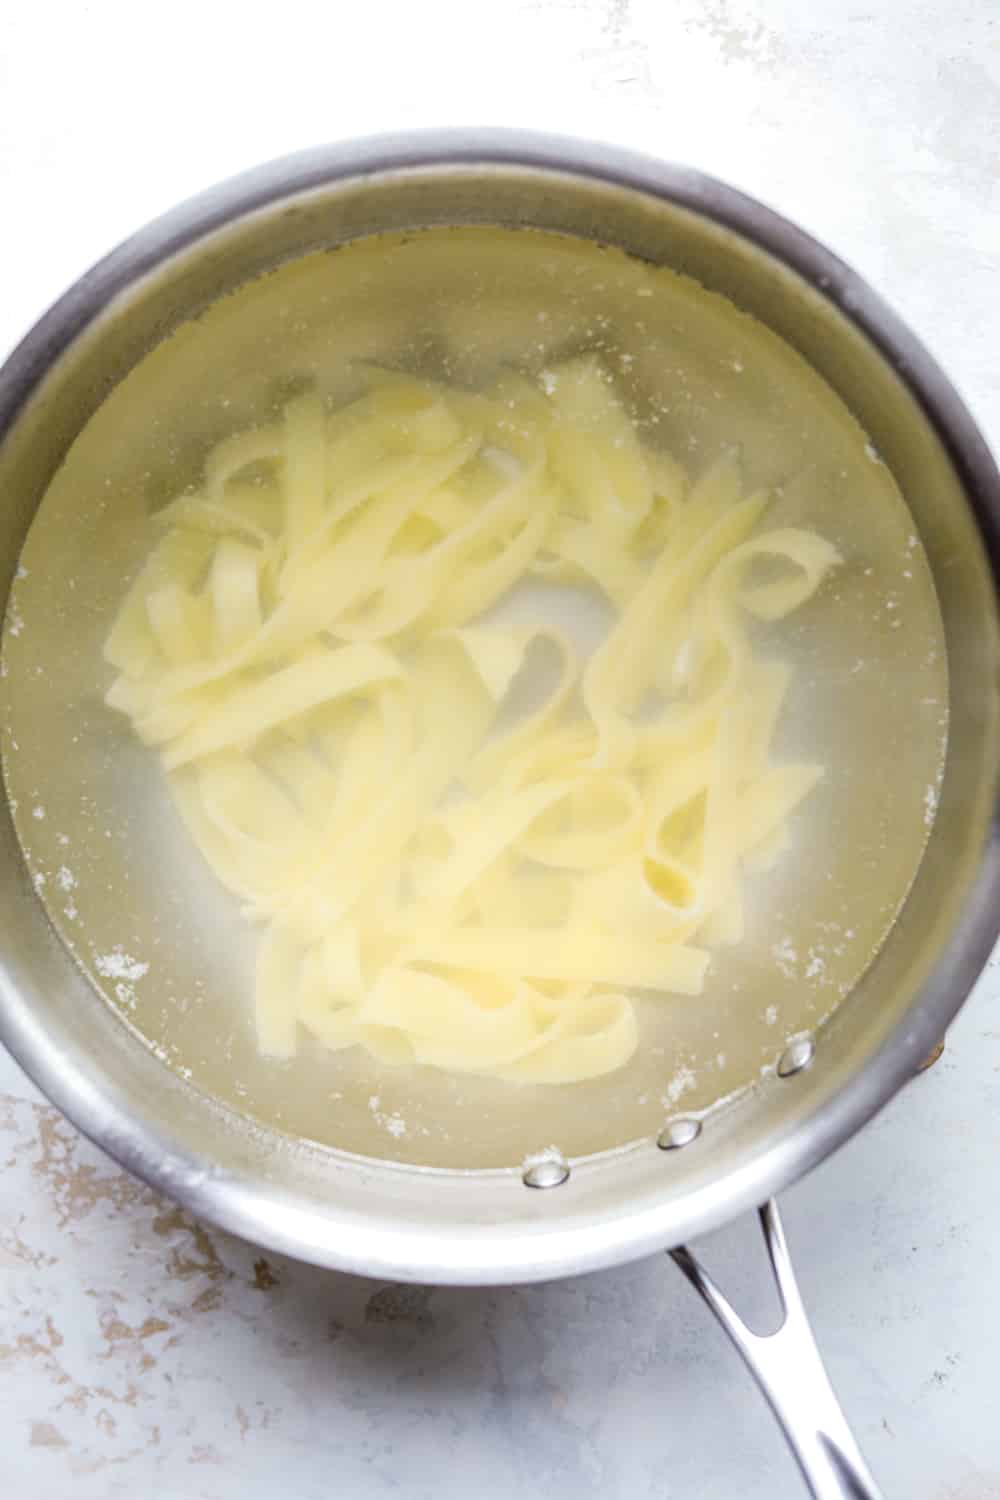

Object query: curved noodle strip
[161,644,403,769]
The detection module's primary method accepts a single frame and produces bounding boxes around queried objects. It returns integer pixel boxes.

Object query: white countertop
[2,3,1000,1495]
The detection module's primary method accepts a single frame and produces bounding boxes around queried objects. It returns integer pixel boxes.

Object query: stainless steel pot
[2,132,999,1499]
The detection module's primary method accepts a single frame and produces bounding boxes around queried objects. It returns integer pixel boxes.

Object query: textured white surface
[2,2,1000,1496]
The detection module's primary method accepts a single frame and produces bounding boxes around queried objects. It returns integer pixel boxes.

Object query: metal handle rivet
[777,1036,815,1077]
[657,1116,702,1151]
[522,1155,570,1189]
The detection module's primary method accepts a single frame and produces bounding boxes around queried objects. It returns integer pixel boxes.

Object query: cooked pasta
[103,357,840,1083]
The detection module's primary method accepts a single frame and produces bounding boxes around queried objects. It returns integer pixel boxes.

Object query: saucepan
[1,132,999,1499]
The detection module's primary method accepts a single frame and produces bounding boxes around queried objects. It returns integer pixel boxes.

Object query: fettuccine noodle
[103,357,840,1083]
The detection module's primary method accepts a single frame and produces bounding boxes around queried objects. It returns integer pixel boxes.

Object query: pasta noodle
[103,360,840,1084]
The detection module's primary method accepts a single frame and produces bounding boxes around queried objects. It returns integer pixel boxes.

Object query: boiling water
[1,228,946,1166]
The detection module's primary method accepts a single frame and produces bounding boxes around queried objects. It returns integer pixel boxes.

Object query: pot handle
[670,1200,883,1500]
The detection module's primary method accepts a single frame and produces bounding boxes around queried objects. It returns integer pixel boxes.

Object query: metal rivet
[777,1036,815,1077]
[522,1155,570,1190]
[657,1116,702,1151]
